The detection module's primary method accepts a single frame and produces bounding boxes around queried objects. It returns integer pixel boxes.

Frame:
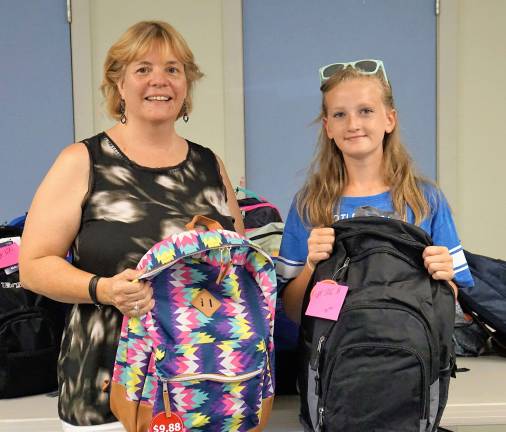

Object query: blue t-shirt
[276,185,474,292]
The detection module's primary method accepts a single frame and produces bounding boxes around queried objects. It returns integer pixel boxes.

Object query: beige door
[438,0,506,259]
[70,0,245,187]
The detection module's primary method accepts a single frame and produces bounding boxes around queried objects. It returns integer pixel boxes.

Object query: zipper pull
[314,335,325,395]
[216,247,231,285]
[331,256,350,281]
[317,406,325,431]
[162,379,172,418]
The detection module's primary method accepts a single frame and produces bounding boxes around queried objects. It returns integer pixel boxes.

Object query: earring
[182,101,189,123]
[119,99,127,124]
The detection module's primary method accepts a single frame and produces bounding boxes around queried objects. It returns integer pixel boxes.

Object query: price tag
[0,242,19,269]
[149,411,185,432]
[305,279,348,321]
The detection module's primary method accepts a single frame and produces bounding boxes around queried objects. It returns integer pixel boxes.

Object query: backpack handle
[185,215,223,231]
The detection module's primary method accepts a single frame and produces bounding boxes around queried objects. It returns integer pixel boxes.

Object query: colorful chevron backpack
[110,216,277,432]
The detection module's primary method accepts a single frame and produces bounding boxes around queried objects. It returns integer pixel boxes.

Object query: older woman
[20,21,244,430]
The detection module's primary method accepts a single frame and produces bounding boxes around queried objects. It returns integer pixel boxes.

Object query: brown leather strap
[185,215,223,231]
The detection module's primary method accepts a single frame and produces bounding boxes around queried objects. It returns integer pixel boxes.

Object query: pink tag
[0,242,20,269]
[305,279,349,321]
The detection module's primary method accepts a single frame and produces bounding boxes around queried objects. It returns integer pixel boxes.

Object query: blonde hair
[297,68,430,227]
[101,20,204,121]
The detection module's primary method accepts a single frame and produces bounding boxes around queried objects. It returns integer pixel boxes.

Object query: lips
[145,95,172,101]
[346,135,366,140]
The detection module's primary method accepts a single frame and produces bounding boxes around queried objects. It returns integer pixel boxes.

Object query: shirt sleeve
[428,188,475,288]
[275,200,310,295]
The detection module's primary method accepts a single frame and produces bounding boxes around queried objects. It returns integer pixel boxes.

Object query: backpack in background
[299,217,455,432]
[110,216,277,432]
[236,187,300,394]
[0,221,67,398]
[458,250,506,355]
[236,186,283,231]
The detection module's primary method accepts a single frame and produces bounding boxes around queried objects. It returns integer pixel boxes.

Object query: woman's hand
[306,227,335,271]
[100,269,155,317]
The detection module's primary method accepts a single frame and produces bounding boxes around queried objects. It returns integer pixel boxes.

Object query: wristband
[306,256,315,272]
[88,275,103,310]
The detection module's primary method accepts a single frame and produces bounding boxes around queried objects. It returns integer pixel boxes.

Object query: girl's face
[323,78,396,162]
[117,44,187,125]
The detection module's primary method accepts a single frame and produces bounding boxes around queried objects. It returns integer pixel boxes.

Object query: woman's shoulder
[56,141,90,168]
[187,140,214,157]
[186,140,221,167]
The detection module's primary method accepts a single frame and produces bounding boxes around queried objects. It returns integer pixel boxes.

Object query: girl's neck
[342,156,388,196]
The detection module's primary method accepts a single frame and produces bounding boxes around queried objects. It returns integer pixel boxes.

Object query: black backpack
[0,224,67,398]
[458,250,506,355]
[299,217,455,432]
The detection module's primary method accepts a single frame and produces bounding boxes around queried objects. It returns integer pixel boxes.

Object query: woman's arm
[20,143,94,302]
[19,143,153,316]
[216,155,245,235]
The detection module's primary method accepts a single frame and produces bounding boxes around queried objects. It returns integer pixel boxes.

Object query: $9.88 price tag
[149,412,185,432]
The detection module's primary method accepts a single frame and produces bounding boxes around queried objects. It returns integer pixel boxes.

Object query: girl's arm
[282,227,335,323]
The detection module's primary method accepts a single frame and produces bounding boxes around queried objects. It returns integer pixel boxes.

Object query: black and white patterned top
[57,132,234,426]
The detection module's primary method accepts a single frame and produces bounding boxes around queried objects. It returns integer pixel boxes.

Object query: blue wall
[0,0,74,222]
[243,0,436,217]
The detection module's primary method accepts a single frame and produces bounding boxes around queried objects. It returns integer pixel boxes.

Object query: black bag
[458,250,506,354]
[299,217,455,432]
[236,187,283,229]
[0,224,66,398]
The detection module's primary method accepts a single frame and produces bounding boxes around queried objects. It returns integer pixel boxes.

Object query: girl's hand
[423,246,458,299]
[423,245,455,281]
[101,269,155,317]
[306,227,335,271]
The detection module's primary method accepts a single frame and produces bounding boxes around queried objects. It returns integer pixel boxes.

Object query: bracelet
[88,275,103,310]
[306,256,315,272]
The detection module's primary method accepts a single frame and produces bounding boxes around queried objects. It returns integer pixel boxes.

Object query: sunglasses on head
[318,59,389,85]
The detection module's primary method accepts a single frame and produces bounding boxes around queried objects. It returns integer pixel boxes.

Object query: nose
[346,113,360,131]
[149,68,168,87]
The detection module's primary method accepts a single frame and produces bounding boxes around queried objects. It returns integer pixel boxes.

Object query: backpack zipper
[313,335,325,395]
[158,368,263,418]
[141,241,273,280]
[330,257,350,280]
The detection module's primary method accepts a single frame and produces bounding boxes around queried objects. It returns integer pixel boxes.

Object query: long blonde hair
[297,68,430,227]
[101,20,204,121]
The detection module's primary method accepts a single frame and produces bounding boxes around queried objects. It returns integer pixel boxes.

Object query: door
[71,0,245,188]
[0,0,74,222]
[243,0,437,216]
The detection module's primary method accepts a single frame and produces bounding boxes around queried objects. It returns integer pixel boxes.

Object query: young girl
[277,59,474,322]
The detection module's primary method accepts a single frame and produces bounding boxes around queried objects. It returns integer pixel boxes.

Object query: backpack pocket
[154,338,267,431]
[0,309,58,398]
[321,344,427,432]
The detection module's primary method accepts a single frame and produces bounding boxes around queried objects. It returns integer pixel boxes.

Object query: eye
[332,111,345,118]
[135,66,150,74]
[360,107,374,115]
[167,66,179,74]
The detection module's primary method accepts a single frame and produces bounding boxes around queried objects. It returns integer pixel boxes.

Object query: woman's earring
[119,99,127,124]
[182,101,189,123]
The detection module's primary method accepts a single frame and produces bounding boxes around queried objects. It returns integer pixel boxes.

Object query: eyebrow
[134,60,182,66]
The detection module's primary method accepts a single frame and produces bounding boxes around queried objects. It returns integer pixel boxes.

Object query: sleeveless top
[57,132,234,426]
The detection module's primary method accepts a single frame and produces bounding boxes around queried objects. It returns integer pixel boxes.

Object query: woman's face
[323,77,396,163]
[117,44,187,125]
